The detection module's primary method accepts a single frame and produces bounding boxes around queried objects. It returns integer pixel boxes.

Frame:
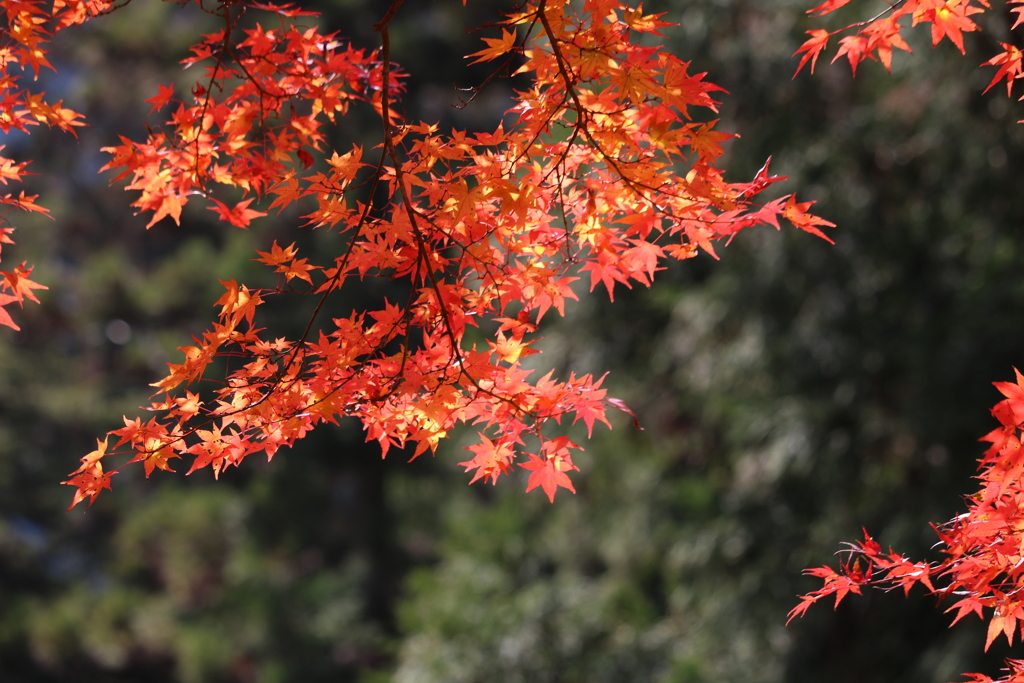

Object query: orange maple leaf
[782,194,835,243]
[2,262,47,304]
[466,28,517,64]
[62,462,114,511]
[254,241,299,267]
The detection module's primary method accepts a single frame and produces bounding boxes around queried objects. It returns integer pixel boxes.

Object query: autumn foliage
[789,2,1024,682]
[22,0,1024,676]
[0,0,833,510]
[790,370,1024,682]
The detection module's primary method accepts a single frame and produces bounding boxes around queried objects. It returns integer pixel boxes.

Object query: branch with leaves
[790,3,1024,682]
[0,0,831,507]
[790,371,1024,682]
[794,0,1024,99]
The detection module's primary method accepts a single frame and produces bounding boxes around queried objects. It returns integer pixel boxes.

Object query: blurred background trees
[3,0,1023,681]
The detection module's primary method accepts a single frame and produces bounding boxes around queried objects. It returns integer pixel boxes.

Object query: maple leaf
[2,262,47,304]
[144,190,182,228]
[467,28,517,64]
[254,240,299,267]
[0,293,22,330]
[948,595,987,626]
[808,0,853,15]
[987,610,1018,651]
[53,0,858,516]
[867,18,912,73]
[914,0,982,54]
[688,119,734,160]
[248,2,318,17]
[278,257,317,284]
[487,329,538,364]
[983,44,1024,97]
[173,391,203,419]
[187,426,233,478]
[459,436,515,485]
[622,6,672,35]
[130,438,180,478]
[145,83,175,113]
[269,174,302,212]
[741,156,785,198]
[62,462,114,510]
[782,194,835,243]
[786,595,820,624]
[793,30,831,76]
[6,191,50,216]
[833,34,871,76]
[1013,0,1024,30]
[993,368,1024,426]
[520,452,577,503]
[0,150,29,185]
[215,279,263,327]
[208,198,267,229]
[884,555,935,595]
[79,438,110,467]
[581,255,632,301]
[801,564,863,606]
[325,146,364,179]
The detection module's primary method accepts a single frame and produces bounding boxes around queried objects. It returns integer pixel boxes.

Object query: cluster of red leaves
[795,0,1024,102]
[0,0,90,327]
[791,371,1024,682]
[1,0,830,509]
[789,3,1024,681]
[100,1,388,228]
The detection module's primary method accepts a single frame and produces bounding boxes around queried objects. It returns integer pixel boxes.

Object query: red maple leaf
[983,44,1024,97]
[520,452,577,503]
[145,83,175,114]
[793,30,831,76]
[208,198,267,229]
[993,368,1024,426]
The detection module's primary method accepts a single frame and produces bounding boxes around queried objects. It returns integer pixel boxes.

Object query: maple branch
[189,7,239,192]
[854,0,910,29]
[535,1,675,234]
[455,13,541,110]
[64,0,794,506]
[376,1,534,425]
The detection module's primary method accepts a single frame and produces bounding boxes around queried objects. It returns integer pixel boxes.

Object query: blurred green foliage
[4,0,1024,681]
